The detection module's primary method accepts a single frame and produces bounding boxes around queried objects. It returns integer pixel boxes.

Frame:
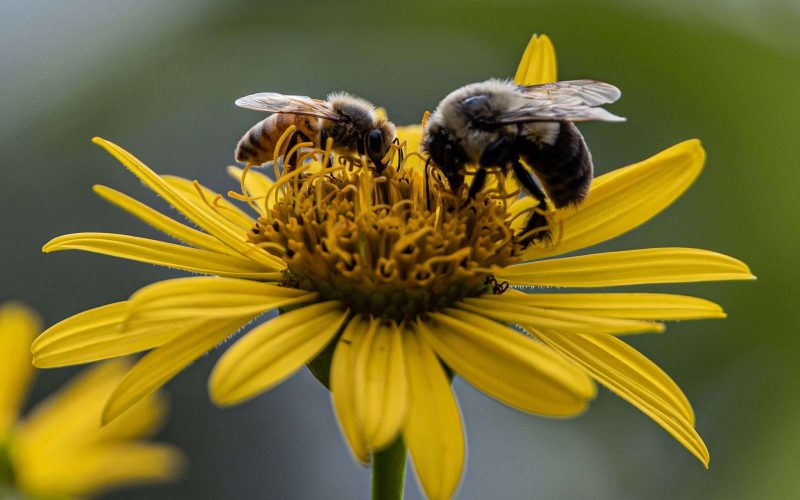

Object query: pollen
[243,133,523,321]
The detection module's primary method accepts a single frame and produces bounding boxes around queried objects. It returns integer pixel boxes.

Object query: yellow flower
[0,303,182,499]
[32,34,753,499]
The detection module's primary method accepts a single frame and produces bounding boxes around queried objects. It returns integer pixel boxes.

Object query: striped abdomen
[519,121,593,208]
[235,113,320,165]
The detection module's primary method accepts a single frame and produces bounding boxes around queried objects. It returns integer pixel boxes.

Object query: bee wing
[496,80,625,123]
[495,104,625,123]
[516,80,622,106]
[235,92,341,121]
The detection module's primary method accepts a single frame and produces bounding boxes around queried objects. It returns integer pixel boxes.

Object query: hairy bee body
[517,121,592,207]
[235,92,396,168]
[422,78,623,246]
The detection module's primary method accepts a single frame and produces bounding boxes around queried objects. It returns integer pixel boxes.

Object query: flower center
[243,130,523,321]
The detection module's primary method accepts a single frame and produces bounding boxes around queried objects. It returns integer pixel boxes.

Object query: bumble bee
[422,78,624,246]
[235,92,397,170]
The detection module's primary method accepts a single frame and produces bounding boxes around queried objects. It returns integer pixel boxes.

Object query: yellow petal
[521,140,706,261]
[18,361,128,449]
[501,247,755,287]
[13,360,178,496]
[162,175,254,231]
[93,185,237,256]
[404,327,464,500]
[91,137,282,270]
[533,328,709,466]
[481,291,726,320]
[514,34,557,85]
[354,321,407,450]
[227,166,275,199]
[32,302,193,368]
[422,309,595,416]
[16,443,183,498]
[126,277,317,323]
[330,316,370,464]
[459,296,664,335]
[44,232,280,280]
[397,125,422,150]
[395,125,425,171]
[0,303,40,436]
[103,316,252,424]
[209,302,347,406]
[94,389,169,442]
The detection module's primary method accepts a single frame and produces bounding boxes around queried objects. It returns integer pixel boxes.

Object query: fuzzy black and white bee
[422,78,624,247]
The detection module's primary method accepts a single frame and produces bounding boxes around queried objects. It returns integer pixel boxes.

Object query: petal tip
[208,388,237,408]
[101,400,125,426]
[208,377,240,408]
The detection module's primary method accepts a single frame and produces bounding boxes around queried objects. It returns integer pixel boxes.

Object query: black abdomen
[519,122,593,208]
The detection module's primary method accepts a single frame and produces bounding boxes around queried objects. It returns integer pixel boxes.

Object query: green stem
[371,437,406,500]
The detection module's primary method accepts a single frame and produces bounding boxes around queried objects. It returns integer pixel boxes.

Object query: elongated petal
[404,327,464,500]
[126,277,316,323]
[32,302,193,368]
[0,303,40,435]
[533,328,708,466]
[330,316,370,464]
[422,310,595,416]
[93,185,237,256]
[103,316,252,424]
[16,443,183,498]
[162,175,254,231]
[459,297,663,335]
[18,361,168,454]
[514,34,557,85]
[501,248,755,287]
[44,232,280,280]
[92,137,283,270]
[354,321,407,450]
[521,140,706,260]
[480,291,725,320]
[209,302,348,406]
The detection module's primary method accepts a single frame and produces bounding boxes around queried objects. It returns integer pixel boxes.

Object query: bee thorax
[521,122,560,147]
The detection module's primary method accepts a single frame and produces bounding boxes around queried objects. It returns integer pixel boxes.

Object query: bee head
[421,120,469,190]
[363,119,396,171]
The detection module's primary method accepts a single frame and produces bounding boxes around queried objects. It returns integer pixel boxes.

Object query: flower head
[33,34,753,499]
[0,302,182,499]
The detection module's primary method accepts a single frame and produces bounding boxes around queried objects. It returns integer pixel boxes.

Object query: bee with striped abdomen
[235,92,396,170]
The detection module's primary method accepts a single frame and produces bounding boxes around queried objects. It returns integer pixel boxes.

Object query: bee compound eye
[462,95,490,115]
[367,129,385,157]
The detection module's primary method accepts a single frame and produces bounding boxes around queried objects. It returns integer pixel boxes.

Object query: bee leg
[442,144,464,192]
[467,168,488,199]
[511,159,553,246]
[479,136,516,169]
[320,129,334,168]
[283,131,300,173]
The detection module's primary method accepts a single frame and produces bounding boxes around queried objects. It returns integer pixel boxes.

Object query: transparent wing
[496,105,625,123]
[235,92,340,121]
[516,80,622,106]
[496,80,625,123]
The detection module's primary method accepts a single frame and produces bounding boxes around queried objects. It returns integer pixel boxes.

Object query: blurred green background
[1,0,797,498]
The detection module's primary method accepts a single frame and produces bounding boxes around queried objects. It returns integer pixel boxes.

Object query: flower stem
[371,437,406,500]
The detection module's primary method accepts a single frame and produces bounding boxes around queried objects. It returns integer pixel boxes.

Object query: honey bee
[235,92,397,170]
[422,78,624,246]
